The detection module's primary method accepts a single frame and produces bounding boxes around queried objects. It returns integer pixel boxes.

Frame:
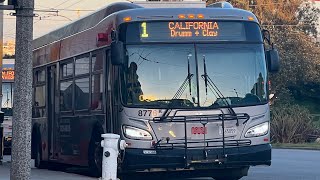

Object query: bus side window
[75,77,90,110]
[33,86,46,117]
[33,69,46,118]
[91,74,103,110]
[91,51,103,110]
[92,52,103,72]
[61,62,73,78]
[60,81,73,111]
[75,54,90,75]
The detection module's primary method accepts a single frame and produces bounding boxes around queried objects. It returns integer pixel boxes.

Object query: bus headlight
[123,126,152,140]
[245,122,269,138]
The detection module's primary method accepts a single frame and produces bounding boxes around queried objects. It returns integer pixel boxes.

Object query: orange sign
[2,68,15,80]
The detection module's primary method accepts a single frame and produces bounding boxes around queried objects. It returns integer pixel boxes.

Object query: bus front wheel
[88,134,103,177]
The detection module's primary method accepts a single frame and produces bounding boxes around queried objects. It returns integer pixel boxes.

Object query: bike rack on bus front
[150,109,251,168]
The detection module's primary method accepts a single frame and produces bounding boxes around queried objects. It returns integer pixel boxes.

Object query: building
[3,40,15,56]
[1,58,14,154]
[2,58,14,109]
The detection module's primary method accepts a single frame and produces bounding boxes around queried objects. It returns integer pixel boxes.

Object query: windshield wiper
[160,58,194,120]
[201,55,240,126]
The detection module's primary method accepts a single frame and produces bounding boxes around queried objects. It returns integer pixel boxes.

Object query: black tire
[88,134,103,177]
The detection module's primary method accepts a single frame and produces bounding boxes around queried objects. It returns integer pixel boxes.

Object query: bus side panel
[33,48,47,67]
[56,114,105,166]
[59,20,115,60]
[46,42,61,63]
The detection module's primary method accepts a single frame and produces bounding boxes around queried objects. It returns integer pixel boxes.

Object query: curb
[272,146,320,151]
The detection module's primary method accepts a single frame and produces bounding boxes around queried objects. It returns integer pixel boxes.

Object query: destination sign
[124,21,258,43]
[2,68,14,81]
[168,21,219,38]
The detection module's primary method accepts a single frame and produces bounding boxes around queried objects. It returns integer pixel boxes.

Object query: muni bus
[31,2,279,179]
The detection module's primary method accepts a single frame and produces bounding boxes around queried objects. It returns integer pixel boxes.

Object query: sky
[3,0,128,41]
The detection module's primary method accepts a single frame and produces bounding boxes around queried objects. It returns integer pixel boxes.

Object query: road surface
[185,149,320,180]
[0,149,319,179]
[242,148,320,180]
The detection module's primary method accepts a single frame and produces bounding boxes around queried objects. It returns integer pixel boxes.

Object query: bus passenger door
[47,65,58,160]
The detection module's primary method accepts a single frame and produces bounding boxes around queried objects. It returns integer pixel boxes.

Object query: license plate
[191,126,207,135]
[219,126,237,136]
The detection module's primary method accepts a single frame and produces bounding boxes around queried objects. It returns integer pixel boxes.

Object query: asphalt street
[181,149,320,180]
[0,149,319,180]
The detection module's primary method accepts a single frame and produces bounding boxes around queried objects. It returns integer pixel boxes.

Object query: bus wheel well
[90,123,104,140]
[88,123,104,177]
[31,124,41,159]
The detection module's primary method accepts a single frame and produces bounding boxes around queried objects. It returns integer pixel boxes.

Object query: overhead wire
[62,0,88,10]
[54,0,74,8]
[33,0,83,24]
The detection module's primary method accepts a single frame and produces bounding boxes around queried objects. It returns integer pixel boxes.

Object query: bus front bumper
[122,144,271,171]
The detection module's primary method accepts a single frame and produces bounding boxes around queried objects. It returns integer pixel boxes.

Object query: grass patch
[272,143,320,150]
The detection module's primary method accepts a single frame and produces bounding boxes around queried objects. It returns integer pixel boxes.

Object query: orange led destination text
[168,22,219,38]
[2,69,14,80]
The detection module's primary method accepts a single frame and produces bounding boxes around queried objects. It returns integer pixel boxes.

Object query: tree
[297,1,320,38]
[206,0,319,38]
[3,54,15,59]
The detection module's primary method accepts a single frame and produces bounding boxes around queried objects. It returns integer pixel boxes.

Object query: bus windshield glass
[122,43,267,108]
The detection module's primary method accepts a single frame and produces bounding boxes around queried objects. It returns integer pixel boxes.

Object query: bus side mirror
[111,41,125,66]
[266,47,280,73]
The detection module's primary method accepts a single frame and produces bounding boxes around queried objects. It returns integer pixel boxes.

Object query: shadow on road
[64,167,213,180]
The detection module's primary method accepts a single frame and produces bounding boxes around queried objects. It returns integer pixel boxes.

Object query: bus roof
[33,2,142,50]
[115,7,258,24]
[33,2,258,50]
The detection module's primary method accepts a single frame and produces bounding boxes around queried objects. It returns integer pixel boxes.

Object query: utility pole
[10,0,34,179]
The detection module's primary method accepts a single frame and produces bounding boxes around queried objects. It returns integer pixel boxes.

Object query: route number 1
[141,22,149,38]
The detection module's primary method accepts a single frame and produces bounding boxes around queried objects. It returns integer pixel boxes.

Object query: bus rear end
[112,4,279,179]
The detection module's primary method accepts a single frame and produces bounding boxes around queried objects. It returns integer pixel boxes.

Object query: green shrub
[271,103,316,143]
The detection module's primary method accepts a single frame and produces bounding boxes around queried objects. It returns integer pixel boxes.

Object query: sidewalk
[0,156,96,180]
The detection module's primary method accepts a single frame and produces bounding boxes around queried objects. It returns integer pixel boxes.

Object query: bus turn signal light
[178,14,186,19]
[248,16,255,21]
[188,14,195,19]
[179,14,204,19]
[123,16,132,22]
[197,14,204,19]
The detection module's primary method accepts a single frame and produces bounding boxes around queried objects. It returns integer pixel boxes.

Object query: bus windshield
[122,43,267,108]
